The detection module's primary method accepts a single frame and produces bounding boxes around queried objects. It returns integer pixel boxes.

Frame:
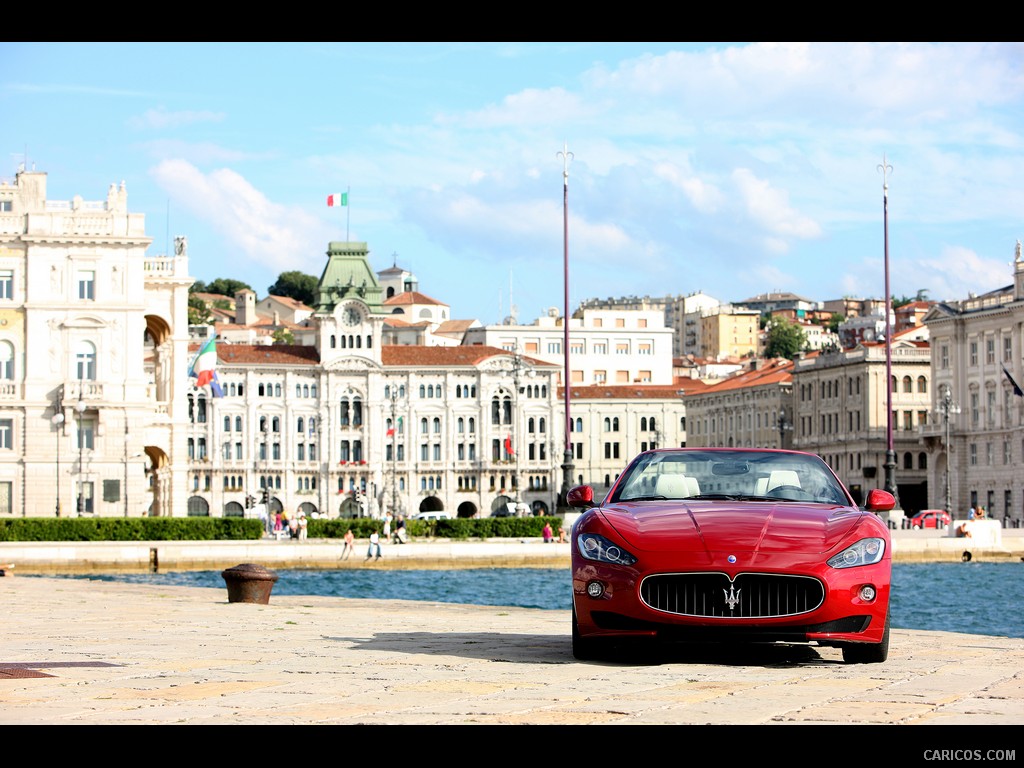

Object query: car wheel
[842,613,889,664]
[571,606,601,661]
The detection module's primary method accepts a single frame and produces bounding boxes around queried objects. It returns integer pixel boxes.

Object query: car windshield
[611,449,850,506]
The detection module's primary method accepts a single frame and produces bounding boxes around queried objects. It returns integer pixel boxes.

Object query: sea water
[39,561,1024,639]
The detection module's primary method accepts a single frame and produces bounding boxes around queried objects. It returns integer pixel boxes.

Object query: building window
[77,270,96,300]
[969,341,978,367]
[941,344,949,369]
[1004,336,1013,363]
[969,443,977,465]
[986,338,995,365]
[0,341,13,380]
[0,418,12,449]
[0,269,12,300]
[76,341,97,381]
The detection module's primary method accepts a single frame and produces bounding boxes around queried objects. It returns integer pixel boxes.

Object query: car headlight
[576,533,637,565]
[827,537,886,569]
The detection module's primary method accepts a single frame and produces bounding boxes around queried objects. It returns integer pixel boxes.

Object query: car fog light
[586,581,605,598]
[859,585,877,602]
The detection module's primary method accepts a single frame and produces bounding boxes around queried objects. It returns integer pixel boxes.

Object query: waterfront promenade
[1,529,1023,730]
[1,527,1023,573]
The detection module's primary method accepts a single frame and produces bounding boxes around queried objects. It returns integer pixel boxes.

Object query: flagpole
[346,186,351,242]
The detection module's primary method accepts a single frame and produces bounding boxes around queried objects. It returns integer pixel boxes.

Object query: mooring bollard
[221,563,279,604]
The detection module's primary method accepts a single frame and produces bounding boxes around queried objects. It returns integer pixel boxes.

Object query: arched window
[0,340,14,380]
[468,417,475,433]
[917,376,927,393]
[902,376,912,393]
[918,452,927,470]
[457,417,465,433]
[76,340,97,381]
[420,385,426,398]
[433,417,441,433]
[235,416,242,432]
[539,418,546,433]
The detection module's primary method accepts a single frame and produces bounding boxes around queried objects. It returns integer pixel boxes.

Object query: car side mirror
[566,485,595,509]
[864,488,896,512]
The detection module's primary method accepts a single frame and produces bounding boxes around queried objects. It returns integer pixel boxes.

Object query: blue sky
[3,42,1023,325]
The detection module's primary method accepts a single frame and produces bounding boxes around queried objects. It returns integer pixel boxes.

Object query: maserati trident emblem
[723,583,742,611]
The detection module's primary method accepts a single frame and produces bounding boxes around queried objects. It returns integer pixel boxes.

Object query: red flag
[504,433,514,456]
[386,427,395,437]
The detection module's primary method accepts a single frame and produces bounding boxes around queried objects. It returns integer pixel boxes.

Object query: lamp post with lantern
[51,402,64,518]
[76,384,86,516]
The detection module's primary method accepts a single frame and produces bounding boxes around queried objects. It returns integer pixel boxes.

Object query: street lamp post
[557,142,575,512]
[388,384,404,520]
[506,348,533,516]
[878,155,899,506]
[76,386,86,516]
[778,407,792,449]
[939,387,961,529]
[51,408,64,517]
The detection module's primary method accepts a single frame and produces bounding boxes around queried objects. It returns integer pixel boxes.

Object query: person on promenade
[288,513,300,540]
[393,514,407,544]
[542,522,553,543]
[383,511,393,542]
[297,513,308,541]
[557,525,567,543]
[366,530,382,560]
[273,511,283,533]
[340,528,355,560]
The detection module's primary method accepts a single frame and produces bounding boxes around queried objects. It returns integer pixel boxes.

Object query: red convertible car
[569,448,895,664]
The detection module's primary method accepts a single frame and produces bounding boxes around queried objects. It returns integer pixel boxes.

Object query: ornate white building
[0,169,192,517]
[923,243,1024,523]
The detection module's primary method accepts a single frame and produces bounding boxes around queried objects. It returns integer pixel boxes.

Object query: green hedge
[0,516,565,542]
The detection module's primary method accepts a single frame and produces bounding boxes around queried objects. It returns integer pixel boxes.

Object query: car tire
[841,613,889,664]
[571,606,601,661]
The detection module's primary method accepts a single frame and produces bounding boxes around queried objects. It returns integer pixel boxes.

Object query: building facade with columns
[0,169,192,518]
[922,243,1024,523]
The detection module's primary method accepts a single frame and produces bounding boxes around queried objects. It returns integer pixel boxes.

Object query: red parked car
[569,447,896,664]
[909,509,950,529]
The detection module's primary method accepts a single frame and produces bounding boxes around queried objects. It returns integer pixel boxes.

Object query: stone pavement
[1,574,1023,734]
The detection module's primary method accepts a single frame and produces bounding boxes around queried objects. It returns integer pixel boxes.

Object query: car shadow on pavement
[339,631,838,667]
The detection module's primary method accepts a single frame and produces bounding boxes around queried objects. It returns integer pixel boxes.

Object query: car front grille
[640,572,825,619]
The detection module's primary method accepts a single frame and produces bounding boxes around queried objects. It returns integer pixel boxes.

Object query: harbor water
[35,560,1024,639]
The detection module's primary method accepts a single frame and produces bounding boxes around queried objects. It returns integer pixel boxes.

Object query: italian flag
[327,193,348,207]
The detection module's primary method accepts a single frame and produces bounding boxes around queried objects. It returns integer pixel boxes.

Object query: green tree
[827,313,845,334]
[764,318,807,360]
[268,271,319,306]
[203,278,252,298]
[271,328,295,345]
[187,294,213,326]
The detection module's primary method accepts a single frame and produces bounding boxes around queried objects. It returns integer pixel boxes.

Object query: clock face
[343,307,360,326]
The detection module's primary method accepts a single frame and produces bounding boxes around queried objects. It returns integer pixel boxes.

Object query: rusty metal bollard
[221,563,279,604]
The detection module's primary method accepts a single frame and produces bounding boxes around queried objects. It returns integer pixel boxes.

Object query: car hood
[597,500,867,556]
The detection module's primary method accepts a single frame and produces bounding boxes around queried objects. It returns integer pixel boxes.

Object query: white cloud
[732,168,821,241]
[149,159,331,278]
[129,107,225,130]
